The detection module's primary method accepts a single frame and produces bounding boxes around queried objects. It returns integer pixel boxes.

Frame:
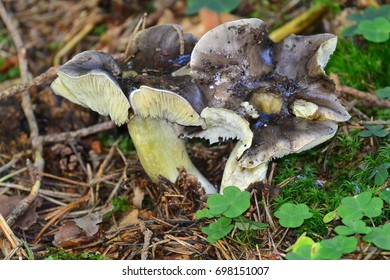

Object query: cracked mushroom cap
[190,18,350,190]
[51,51,130,125]
[190,18,350,123]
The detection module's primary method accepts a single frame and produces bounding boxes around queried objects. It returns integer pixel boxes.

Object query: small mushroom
[128,85,216,194]
[189,19,350,191]
[125,24,196,74]
[51,51,130,125]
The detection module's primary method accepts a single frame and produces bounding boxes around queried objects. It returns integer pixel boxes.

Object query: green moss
[42,248,106,260]
[326,39,390,91]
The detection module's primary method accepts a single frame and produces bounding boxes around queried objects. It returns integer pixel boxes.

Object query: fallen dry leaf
[0,195,42,230]
[132,186,145,209]
[119,209,139,227]
[53,221,96,248]
[73,212,102,237]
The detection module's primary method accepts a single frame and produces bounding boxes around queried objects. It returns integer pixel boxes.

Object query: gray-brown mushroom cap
[238,116,338,168]
[51,50,130,125]
[189,18,351,191]
[190,18,350,123]
[125,24,196,74]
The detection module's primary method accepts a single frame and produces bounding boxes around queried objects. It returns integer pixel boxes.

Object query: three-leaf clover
[274,203,313,228]
[207,186,250,218]
[185,0,240,15]
[342,5,390,42]
[334,219,372,236]
[286,236,358,260]
[312,236,358,260]
[197,186,259,243]
[379,188,390,204]
[201,217,234,243]
[377,87,390,99]
[363,223,390,250]
[359,125,389,138]
[355,18,390,43]
[337,191,383,220]
[285,245,312,260]
[371,163,390,186]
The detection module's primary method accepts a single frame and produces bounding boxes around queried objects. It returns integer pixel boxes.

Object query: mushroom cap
[238,116,338,168]
[190,18,273,110]
[126,24,196,74]
[187,107,253,159]
[129,85,205,127]
[190,18,350,123]
[51,51,130,125]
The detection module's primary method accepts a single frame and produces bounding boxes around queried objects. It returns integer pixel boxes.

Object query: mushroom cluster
[51,19,350,195]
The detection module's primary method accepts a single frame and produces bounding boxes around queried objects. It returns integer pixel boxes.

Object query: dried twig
[359,120,390,126]
[0,0,44,229]
[0,67,58,100]
[269,4,328,42]
[338,85,390,109]
[140,221,153,260]
[53,13,106,66]
[123,13,147,62]
[331,74,390,109]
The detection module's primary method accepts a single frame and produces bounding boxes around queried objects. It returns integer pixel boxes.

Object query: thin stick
[33,195,90,243]
[0,67,58,100]
[53,14,106,66]
[331,73,390,109]
[40,121,116,143]
[269,5,328,42]
[0,212,19,249]
[140,221,152,260]
[360,120,390,126]
[123,13,147,62]
[0,0,44,229]
[338,85,390,109]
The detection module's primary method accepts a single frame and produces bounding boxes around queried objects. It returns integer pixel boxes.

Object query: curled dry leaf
[0,195,42,230]
[53,221,96,248]
[119,209,140,227]
[53,206,111,248]
[73,212,103,237]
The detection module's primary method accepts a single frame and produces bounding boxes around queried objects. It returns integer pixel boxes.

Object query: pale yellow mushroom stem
[128,116,216,194]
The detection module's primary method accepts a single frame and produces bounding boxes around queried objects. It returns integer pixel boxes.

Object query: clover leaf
[375,169,389,186]
[379,188,390,204]
[359,125,389,138]
[377,87,390,100]
[196,208,216,219]
[337,191,383,220]
[363,223,390,250]
[285,245,312,260]
[334,219,372,236]
[323,210,338,223]
[312,236,358,260]
[286,233,315,253]
[274,203,313,228]
[185,0,240,15]
[201,217,234,243]
[222,186,251,218]
[207,186,250,218]
[206,194,229,215]
[355,18,390,43]
[286,236,358,260]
